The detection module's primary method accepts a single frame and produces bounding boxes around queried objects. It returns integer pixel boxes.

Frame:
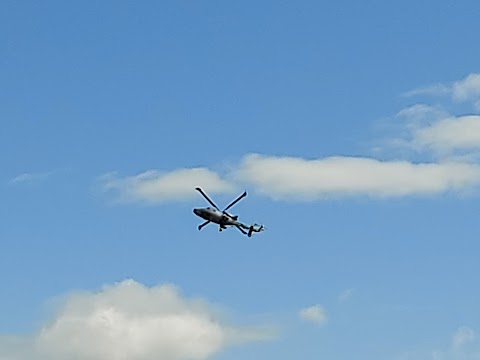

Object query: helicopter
[193,187,264,237]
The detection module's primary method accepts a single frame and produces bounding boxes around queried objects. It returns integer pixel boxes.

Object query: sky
[2,1,480,359]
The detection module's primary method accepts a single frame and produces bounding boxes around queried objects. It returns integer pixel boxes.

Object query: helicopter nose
[193,208,201,216]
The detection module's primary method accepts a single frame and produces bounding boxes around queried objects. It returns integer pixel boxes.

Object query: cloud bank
[101,154,480,203]
[100,73,480,203]
[0,280,274,360]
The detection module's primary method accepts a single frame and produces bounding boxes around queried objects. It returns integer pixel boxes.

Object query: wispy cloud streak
[10,172,51,185]
[405,73,480,110]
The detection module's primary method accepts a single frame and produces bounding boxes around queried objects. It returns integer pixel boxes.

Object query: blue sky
[2,1,480,359]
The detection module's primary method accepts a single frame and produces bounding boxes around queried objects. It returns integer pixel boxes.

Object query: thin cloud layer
[403,83,451,98]
[235,154,480,199]
[101,168,234,203]
[453,326,476,349]
[338,288,355,302]
[0,280,274,360]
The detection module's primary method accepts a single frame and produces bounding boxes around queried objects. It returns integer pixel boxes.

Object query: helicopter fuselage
[193,207,245,228]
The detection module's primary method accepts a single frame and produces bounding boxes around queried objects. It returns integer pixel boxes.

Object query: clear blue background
[1,1,480,358]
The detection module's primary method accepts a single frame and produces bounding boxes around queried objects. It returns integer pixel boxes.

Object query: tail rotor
[247,224,265,237]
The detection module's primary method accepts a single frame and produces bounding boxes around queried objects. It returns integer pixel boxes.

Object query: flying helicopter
[193,187,264,237]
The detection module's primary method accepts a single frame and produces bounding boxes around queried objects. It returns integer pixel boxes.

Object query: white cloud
[101,168,234,203]
[235,154,480,199]
[413,115,480,152]
[100,152,480,203]
[299,305,327,326]
[0,280,274,360]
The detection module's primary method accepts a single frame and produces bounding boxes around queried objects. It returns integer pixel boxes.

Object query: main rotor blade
[223,191,247,212]
[195,187,220,210]
[198,220,210,231]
